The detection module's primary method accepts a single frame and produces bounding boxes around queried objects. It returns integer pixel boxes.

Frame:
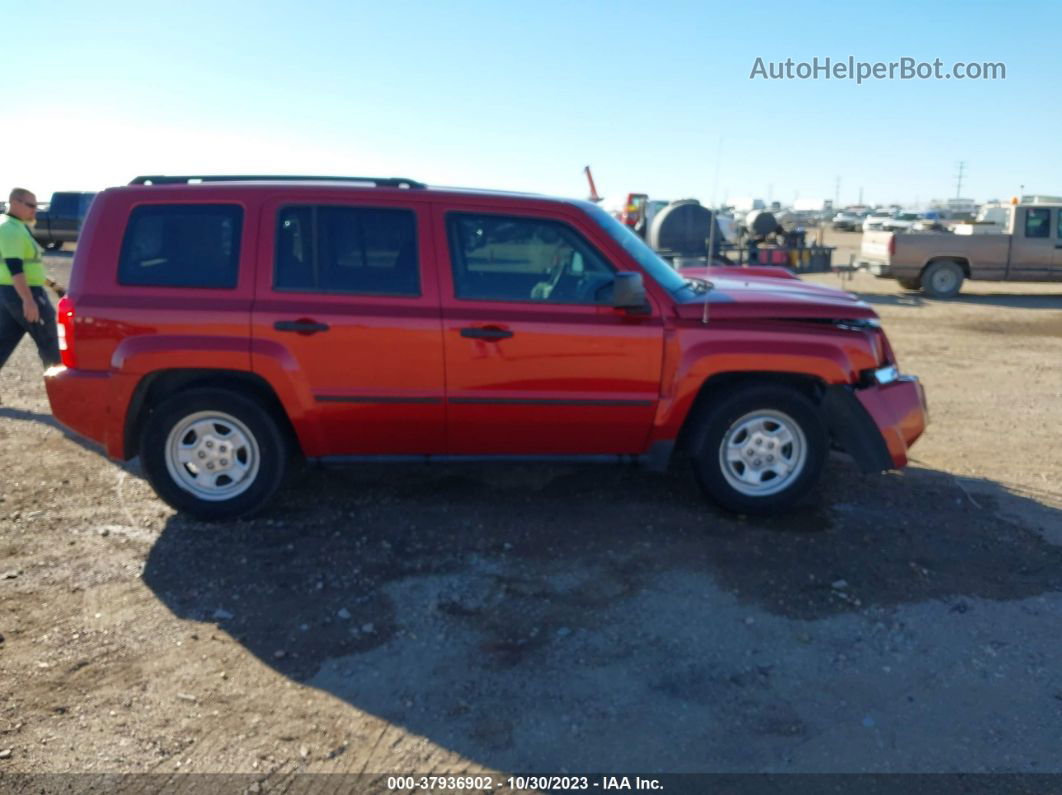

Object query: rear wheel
[140,388,288,520]
[690,385,827,514]
[921,260,964,299]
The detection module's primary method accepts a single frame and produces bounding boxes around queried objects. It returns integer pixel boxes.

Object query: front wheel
[140,389,289,520]
[690,386,827,514]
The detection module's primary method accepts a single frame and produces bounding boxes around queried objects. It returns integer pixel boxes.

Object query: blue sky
[9,0,1059,208]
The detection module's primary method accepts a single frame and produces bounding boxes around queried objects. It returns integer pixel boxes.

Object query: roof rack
[129,175,426,189]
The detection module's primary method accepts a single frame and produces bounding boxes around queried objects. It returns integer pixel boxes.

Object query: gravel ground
[1,237,1061,786]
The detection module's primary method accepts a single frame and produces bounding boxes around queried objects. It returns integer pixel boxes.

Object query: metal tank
[648,200,725,258]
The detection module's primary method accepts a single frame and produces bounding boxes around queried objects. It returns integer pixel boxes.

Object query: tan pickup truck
[858,203,1062,297]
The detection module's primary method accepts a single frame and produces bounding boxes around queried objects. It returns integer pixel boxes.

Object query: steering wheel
[530,249,570,300]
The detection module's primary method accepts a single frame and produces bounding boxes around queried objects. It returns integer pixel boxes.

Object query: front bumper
[824,376,928,472]
[855,376,927,469]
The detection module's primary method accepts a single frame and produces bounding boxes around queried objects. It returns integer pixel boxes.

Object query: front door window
[448,214,616,305]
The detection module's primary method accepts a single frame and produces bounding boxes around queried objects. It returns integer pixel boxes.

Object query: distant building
[793,197,833,212]
[929,197,977,214]
[726,197,766,212]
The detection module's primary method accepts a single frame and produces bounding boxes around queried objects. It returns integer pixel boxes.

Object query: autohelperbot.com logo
[750,56,1005,83]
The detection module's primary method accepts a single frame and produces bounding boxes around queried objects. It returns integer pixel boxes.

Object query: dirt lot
[2,233,1062,788]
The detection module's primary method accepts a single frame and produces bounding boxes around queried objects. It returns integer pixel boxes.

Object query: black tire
[140,388,288,520]
[690,385,828,514]
[920,260,964,299]
[46,241,64,251]
[896,276,922,291]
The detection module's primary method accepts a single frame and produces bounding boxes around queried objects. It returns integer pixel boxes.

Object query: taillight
[56,296,77,368]
[888,235,896,257]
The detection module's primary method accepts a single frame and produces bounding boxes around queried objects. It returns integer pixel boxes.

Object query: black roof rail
[129,175,427,189]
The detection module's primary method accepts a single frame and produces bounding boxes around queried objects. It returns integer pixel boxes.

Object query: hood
[672,268,878,321]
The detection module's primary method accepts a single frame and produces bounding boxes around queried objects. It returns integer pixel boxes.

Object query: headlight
[835,317,881,331]
[864,365,899,385]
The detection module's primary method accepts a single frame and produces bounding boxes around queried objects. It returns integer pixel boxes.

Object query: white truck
[859,202,1062,297]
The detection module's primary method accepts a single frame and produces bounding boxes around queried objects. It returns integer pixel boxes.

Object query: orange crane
[583,166,602,203]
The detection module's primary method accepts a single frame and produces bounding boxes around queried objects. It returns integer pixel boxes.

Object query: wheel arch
[922,256,970,278]
[123,369,301,460]
[673,371,828,459]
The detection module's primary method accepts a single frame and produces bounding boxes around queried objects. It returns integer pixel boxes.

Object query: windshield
[580,202,687,293]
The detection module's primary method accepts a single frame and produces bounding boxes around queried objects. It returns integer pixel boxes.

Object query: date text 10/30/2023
[385,775,664,791]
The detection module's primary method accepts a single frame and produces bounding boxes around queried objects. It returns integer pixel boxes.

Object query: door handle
[460,326,514,340]
[274,320,330,334]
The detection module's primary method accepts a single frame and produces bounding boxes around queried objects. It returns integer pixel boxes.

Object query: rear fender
[113,335,323,459]
[111,335,251,373]
[250,338,327,456]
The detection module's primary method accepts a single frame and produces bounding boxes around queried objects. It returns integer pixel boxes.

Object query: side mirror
[612,272,648,311]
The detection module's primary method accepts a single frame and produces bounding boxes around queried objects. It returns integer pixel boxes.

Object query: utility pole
[834,175,840,209]
[858,186,864,206]
[955,161,966,199]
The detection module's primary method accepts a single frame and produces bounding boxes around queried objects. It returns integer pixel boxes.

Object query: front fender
[651,332,858,446]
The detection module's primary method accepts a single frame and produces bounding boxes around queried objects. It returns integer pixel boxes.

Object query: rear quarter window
[118,204,243,288]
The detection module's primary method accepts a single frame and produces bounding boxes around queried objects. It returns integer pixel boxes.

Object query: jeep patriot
[43,175,927,519]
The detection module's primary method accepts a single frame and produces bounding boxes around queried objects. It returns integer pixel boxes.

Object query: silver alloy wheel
[929,264,960,295]
[164,411,261,502]
[718,409,808,497]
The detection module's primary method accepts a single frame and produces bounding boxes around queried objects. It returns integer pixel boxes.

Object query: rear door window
[275,205,419,295]
[118,204,242,288]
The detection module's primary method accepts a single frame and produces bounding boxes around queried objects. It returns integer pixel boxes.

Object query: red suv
[44,175,927,519]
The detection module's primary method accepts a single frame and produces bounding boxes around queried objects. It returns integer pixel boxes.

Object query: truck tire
[140,388,288,521]
[920,260,964,299]
[690,385,827,514]
[896,276,922,291]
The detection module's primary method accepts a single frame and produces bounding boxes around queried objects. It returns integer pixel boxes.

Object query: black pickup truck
[32,191,96,250]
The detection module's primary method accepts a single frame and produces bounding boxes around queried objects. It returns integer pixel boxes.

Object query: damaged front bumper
[823,376,928,472]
